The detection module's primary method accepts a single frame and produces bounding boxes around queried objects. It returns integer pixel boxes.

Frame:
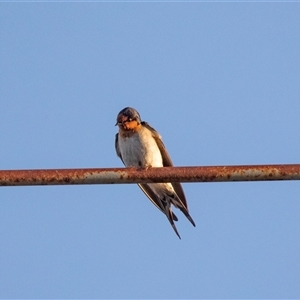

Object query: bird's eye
[128,118,132,121]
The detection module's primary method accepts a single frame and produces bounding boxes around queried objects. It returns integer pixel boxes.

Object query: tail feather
[179,207,196,227]
[159,196,181,239]
[159,188,195,238]
[165,205,181,239]
[172,212,178,222]
[169,193,196,227]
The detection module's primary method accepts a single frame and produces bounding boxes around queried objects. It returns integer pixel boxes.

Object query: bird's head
[115,107,142,131]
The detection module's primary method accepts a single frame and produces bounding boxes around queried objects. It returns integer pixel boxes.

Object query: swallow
[115,107,195,239]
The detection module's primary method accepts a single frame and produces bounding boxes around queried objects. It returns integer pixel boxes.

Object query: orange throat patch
[119,121,141,138]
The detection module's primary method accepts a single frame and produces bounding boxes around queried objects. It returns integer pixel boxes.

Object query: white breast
[118,127,163,168]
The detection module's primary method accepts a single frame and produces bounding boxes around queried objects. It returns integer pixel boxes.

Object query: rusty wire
[0,164,299,187]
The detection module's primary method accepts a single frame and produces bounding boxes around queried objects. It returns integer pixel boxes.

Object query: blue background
[1,3,300,298]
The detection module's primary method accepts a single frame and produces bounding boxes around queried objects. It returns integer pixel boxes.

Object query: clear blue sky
[1,2,300,298]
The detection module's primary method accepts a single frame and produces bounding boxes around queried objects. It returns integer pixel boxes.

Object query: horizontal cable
[0,164,299,187]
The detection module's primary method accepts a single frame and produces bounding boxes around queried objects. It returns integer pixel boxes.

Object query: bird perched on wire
[115,107,195,239]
